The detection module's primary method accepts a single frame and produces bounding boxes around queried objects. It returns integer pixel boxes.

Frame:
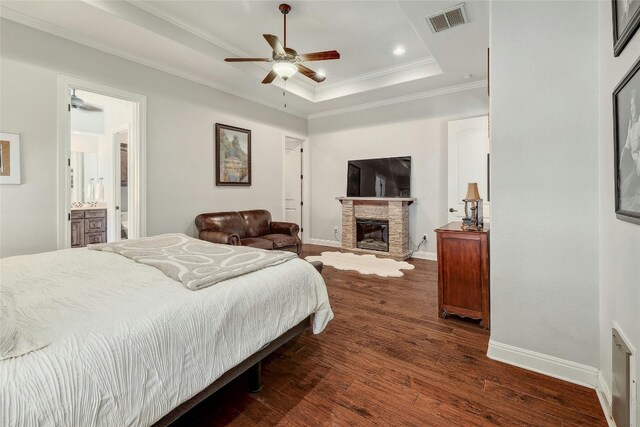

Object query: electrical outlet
[422,233,427,241]
[334,226,339,233]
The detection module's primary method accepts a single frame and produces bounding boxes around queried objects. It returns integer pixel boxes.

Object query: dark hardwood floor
[173,244,607,426]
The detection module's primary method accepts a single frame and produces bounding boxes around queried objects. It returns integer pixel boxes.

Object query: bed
[0,240,333,427]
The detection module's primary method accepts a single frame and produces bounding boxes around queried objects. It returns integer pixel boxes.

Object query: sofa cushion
[260,234,299,249]
[240,210,272,238]
[240,237,274,251]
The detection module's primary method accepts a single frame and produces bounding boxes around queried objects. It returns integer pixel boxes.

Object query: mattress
[0,248,333,427]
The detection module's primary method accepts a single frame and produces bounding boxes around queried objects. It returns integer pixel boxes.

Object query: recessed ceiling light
[393,46,406,56]
[317,70,326,77]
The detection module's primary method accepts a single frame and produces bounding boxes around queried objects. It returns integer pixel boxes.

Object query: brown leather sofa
[195,209,301,255]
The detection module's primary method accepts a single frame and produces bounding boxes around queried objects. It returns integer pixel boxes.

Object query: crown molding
[316,57,437,94]
[125,0,251,59]
[0,7,308,119]
[308,79,488,119]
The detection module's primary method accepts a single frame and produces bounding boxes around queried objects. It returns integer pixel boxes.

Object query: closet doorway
[282,135,307,239]
[57,77,147,249]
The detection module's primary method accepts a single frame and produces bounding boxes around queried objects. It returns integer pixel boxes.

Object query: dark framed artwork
[215,123,251,186]
[612,0,640,56]
[613,57,640,224]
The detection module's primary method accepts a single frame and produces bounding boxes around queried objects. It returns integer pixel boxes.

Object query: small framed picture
[0,132,21,185]
[612,0,640,57]
[613,57,640,224]
[215,123,251,186]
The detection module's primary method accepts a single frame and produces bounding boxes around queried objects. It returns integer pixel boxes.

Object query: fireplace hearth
[356,219,389,252]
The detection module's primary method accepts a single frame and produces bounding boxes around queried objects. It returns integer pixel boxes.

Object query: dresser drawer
[85,209,106,218]
[85,232,107,245]
[85,217,106,233]
[71,210,85,219]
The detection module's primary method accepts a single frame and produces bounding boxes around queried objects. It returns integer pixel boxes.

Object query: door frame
[112,126,130,242]
[281,133,308,242]
[56,76,147,249]
[447,115,490,223]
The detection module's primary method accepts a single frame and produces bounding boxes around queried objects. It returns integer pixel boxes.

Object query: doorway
[283,136,303,234]
[447,116,490,223]
[58,77,147,249]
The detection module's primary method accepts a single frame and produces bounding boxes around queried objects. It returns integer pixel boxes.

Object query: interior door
[448,116,490,222]
[284,138,302,229]
[113,129,129,241]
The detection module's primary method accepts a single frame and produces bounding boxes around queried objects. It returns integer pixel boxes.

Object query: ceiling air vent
[425,3,468,33]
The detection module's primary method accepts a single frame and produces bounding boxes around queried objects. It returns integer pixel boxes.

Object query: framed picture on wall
[215,123,251,186]
[0,132,21,185]
[612,0,640,56]
[613,57,640,225]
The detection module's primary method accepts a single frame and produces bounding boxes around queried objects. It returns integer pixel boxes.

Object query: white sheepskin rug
[305,251,415,277]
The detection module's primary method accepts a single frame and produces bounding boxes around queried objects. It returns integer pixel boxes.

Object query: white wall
[597,0,640,419]
[490,0,600,370]
[0,19,306,258]
[308,88,489,254]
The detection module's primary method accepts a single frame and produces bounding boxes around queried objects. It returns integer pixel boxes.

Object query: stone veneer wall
[341,200,356,249]
[341,200,411,259]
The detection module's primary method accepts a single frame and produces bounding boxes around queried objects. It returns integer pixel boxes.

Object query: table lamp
[462,182,483,230]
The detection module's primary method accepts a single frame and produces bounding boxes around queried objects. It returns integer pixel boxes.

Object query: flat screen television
[347,156,411,198]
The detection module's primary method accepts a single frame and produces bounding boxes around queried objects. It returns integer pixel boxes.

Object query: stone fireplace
[337,197,416,260]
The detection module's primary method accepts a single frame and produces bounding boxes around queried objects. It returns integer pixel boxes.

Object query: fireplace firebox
[356,219,389,252]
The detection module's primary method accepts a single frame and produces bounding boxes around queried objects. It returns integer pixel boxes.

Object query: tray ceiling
[0,0,489,118]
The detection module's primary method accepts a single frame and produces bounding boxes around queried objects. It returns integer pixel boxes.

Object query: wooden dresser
[435,222,490,329]
[71,209,107,248]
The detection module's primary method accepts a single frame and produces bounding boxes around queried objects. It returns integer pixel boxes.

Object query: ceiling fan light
[272,62,298,80]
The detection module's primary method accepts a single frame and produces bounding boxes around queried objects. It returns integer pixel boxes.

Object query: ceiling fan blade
[263,34,286,56]
[82,104,103,112]
[297,64,326,83]
[298,50,340,61]
[262,70,277,84]
[225,58,272,62]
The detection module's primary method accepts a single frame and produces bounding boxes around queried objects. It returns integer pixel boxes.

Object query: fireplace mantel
[338,197,415,260]
[336,197,416,205]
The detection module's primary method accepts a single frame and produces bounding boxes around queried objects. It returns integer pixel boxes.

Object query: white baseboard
[596,370,616,427]
[487,339,599,389]
[410,250,437,261]
[305,238,341,248]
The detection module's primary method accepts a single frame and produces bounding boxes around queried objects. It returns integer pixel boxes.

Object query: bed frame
[152,316,311,426]
[153,261,323,426]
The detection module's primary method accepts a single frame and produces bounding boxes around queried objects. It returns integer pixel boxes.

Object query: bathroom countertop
[71,205,107,211]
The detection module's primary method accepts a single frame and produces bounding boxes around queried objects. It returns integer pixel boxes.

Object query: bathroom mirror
[70,151,98,203]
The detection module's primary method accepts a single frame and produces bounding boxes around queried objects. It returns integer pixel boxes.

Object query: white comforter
[0,248,333,427]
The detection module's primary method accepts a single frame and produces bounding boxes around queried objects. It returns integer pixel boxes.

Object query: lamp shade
[272,62,298,80]
[465,182,481,200]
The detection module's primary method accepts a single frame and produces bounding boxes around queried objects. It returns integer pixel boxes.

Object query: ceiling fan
[70,89,103,112]
[224,3,340,84]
